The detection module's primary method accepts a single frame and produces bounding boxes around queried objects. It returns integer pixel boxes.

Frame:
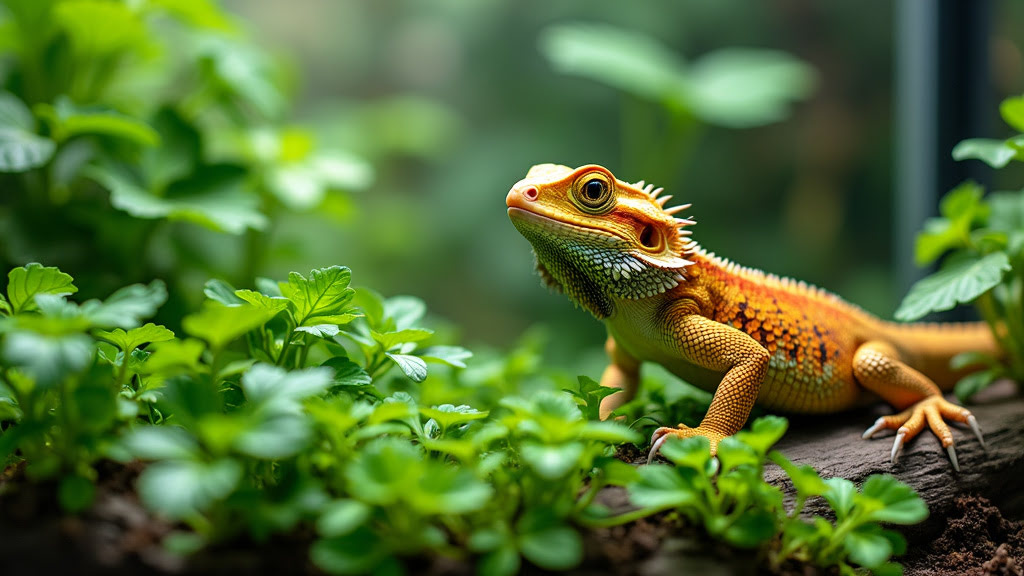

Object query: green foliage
[539,22,816,185]
[0,262,650,574]
[897,92,1024,399]
[593,416,924,574]
[0,0,372,304]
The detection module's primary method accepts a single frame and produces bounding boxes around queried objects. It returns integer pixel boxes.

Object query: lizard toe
[647,425,725,464]
[865,395,978,470]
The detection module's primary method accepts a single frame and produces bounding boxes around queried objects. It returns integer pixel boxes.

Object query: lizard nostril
[523,186,539,200]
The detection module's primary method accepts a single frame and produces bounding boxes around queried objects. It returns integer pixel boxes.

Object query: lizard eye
[573,173,614,213]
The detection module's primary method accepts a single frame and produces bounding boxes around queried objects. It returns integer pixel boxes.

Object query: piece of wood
[763,380,1024,526]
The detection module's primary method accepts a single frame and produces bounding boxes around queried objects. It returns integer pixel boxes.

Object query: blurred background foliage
[3,0,1024,373]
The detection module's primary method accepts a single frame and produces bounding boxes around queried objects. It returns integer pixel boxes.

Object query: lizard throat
[508,208,687,319]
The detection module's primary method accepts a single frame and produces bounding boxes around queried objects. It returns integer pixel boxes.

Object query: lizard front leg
[853,341,985,471]
[599,335,640,419]
[648,311,770,462]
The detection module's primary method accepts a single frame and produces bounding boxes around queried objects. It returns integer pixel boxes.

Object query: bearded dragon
[506,163,995,470]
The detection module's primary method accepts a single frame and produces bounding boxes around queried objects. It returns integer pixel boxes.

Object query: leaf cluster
[606,416,926,575]
[897,93,1024,400]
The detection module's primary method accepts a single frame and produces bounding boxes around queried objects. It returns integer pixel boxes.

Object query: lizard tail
[877,320,1001,391]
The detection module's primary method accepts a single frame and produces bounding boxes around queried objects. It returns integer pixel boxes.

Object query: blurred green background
[4,0,1024,369]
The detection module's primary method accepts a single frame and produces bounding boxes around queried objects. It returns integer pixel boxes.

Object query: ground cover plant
[0,262,929,575]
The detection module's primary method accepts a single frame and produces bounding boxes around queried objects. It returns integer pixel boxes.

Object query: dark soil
[903,495,1024,576]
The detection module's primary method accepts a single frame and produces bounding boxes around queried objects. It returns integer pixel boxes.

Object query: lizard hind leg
[598,336,640,420]
[853,341,984,471]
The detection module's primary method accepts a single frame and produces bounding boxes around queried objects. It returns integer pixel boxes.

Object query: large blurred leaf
[198,36,285,119]
[88,164,267,234]
[95,323,175,354]
[53,1,146,61]
[80,280,167,329]
[183,301,281,350]
[539,23,684,102]
[35,97,159,146]
[138,458,242,520]
[895,252,1011,321]
[2,332,94,388]
[952,138,1018,168]
[683,49,816,128]
[0,92,55,172]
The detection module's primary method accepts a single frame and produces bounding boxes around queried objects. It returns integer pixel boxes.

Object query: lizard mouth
[507,207,621,242]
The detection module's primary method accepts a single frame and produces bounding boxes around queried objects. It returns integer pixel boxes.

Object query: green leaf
[539,23,684,102]
[6,263,77,314]
[203,279,245,306]
[87,164,268,234]
[0,294,9,315]
[311,528,387,576]
[234,289,289,315]
[418,345,472,368]
[81,280,167,329]
[954,368,1001,402]
[895,252,1011,321]
[58,475,96,513]
[345,438,422,505]
[734,415,788,455]
[479,544,520,576]
[235,415,312,459]
[860,474,928,525]
[183,301,280,350]
[520,442,584,479]
[844,527,893,569]
[94,323,174,354]
[280,266,359,326]
[0,92,54,173]
[140,107,201,191]
[769,451,828,497]
[683,49,816,128]
[317,500,371,538]
[371,328,433,350]
[518,523,583,571]
[716,437,759,471]
[385,353,427,382]
[987,189,1024,233]
[383,295,426,330]
[198,36,285,118]
[578,420,643,444]
[420,404,489,429]
[952,138,1018,168]
[322,357,372,388]
[629,464,699,509]
[2,332,93,387]
[1000,95,1024,132]
[411,462,492,514]
[723,508,776,548]
[138,338,205,374]
[823,477,856,521]
[35,97,159,146]
[567,375,620,420]
[295,324,340,338]
[241,364,333,411]
[138,459,242,520]
[914,181,985,265]
[0,127,54,172]
[122,426,199,460]
[53,0,145,60]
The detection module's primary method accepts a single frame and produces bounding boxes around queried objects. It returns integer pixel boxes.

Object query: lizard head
[506,163,696,319]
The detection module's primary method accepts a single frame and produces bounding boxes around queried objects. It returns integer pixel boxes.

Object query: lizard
[506,163,996,471]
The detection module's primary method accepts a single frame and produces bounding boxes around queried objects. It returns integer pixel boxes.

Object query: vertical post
[894,0,992,319]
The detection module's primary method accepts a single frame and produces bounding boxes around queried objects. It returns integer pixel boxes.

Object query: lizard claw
[890,430,906,465]
[863,417,887,439]
[646,425,725,464]
[967,415,986,450]
[647,432,670,464]
[947,444,960,472]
